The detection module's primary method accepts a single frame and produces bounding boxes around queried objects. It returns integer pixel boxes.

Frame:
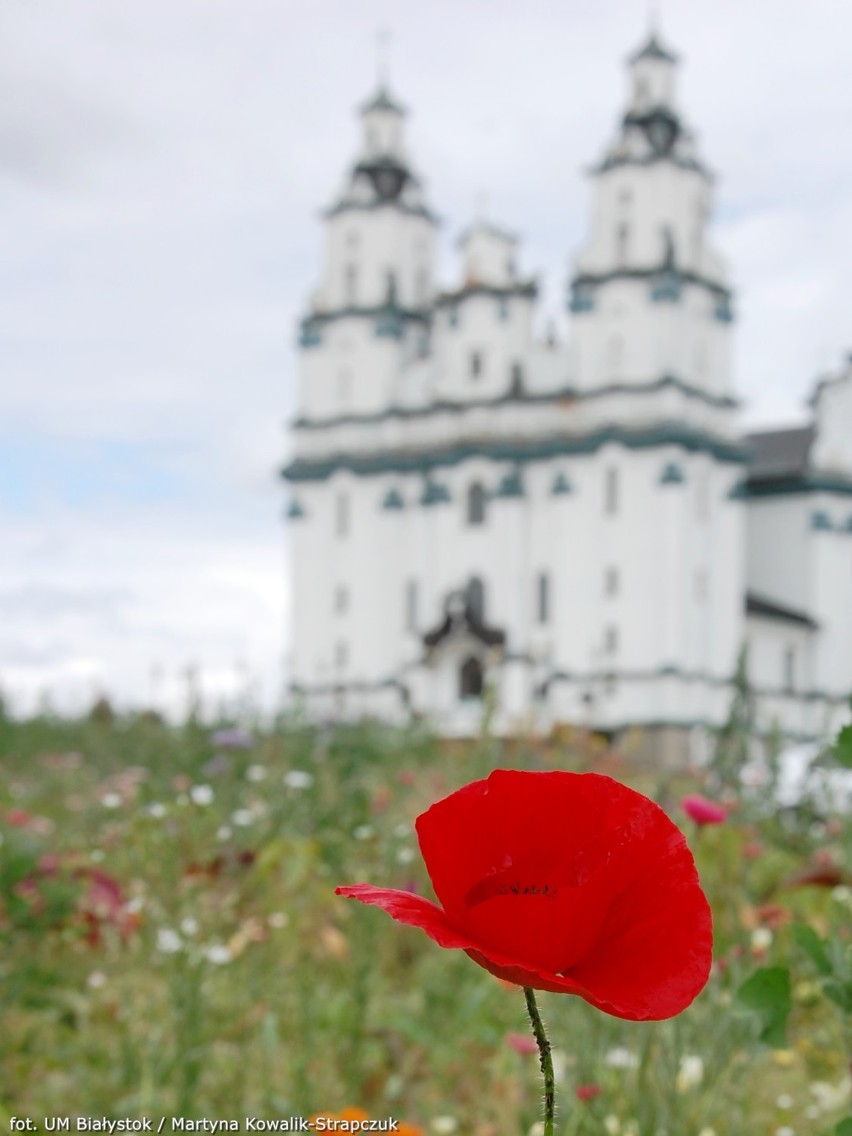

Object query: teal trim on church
[282,422,746,483]
[660,460,685,484]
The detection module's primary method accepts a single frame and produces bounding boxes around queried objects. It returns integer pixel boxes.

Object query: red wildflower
[681,794,727,826]
[575,1083,603,1102]
[6,808,33,827]
[506,1031,539,1055]
[337,770,712,1021]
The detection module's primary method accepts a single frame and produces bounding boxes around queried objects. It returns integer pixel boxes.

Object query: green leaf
[793,923,834,976]
[735,966,791,1047]
[835,1118,852,1136]
[824,979,852,1014]
[833,724,852,769]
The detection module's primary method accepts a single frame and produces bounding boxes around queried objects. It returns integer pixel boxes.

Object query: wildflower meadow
[1,700,850,1136]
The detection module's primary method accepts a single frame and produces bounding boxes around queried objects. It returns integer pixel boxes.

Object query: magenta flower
[681,794,727,826]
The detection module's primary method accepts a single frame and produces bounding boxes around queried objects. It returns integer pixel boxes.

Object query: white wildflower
[354,824,374,841]
[147,802,166,818]
[205,943,232,965]
[190,784,214,806]
[267,912,289,930]
[751,927,773,952]
[605,1046,638,1070]
[676,1054,704,1092]
[180,917,199,937]
[396,847,415,865]
[776,1094,793,1110]
[430,1119,457,1135]
[216,825,233,841]
[101,792,121,809]
[156,928,183,954]
[283,770,314,790]
[232,808,255,827]
[246,764,267,782]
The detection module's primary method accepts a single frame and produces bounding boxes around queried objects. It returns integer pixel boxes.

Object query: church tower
[282,35,750,757]
[570,33,734,400]
[296,84,438,420]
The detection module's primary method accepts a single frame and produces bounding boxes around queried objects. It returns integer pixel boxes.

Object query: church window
[338,369,351,404]
[406,579,418,631]
[510,361,524,391]
[335,585,349,615]
[604,566,619,597]
[537,572,550,624]
[604,467,619,516]
[448,306,459,328]
[459,655,484,699]
[617,223,630,264]
[604,625,619,654]
[470,351,483,379]
[608,336,623,371]
[636,77,649,105]
[336,492,350,537]
[466,576,485,620]
[344,264,358,305]
[335,640,349,670]
[467,482,487,526]
[498,297,509,322]
[415,267,429,305]
[783,646,796,692]
[696,472,710,520]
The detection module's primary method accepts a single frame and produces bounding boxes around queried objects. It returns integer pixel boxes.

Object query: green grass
[0,708,849,1135]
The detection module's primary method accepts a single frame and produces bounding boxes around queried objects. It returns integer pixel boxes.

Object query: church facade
[281,34,852,758]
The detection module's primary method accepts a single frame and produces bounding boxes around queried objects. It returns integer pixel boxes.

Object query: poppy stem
[523,986,555,1135]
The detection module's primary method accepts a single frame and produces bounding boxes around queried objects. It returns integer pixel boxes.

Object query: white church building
[281,33,852,758]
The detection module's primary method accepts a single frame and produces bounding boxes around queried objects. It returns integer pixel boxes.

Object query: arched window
[467,482,487,526]
[617,223,630,264]
[608,336,623,370]
[537,572,550,623]
[466,576,485,620]
[405,579,418,632]
[344,264,358,305]
[336,492,349,537]
[604,467,619,516]
[337,369,351,403]
[459,656,484,699]
[415,268,429,306]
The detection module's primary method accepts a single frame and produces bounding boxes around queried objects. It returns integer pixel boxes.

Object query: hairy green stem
[524,987,555,1135]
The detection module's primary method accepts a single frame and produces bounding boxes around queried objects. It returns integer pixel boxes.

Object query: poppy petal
[335,885,475,951]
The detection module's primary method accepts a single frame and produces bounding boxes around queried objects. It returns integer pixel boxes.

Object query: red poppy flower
[575,1083,603,1102]
[337,770,712,1021]
[681,794,727,826]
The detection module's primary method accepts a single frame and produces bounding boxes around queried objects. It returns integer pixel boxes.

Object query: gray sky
[1,0,850,718]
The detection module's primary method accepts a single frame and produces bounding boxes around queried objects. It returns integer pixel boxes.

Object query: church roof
[745,591,819,630]
[360,85,406,115]
[629,33,678,65]
[745,426,814,478]
[422,595,506,650]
